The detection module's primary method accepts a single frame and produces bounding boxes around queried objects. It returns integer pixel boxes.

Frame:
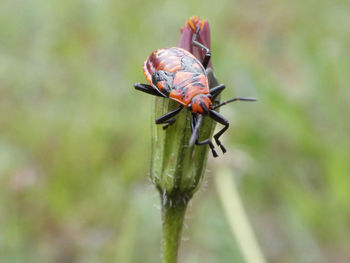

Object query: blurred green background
[1,0,350,262]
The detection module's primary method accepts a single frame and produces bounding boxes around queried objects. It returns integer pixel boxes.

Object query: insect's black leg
[192,26,211,69]
[190,113,196,135]
[196,138,218,158]
[156,106,183,129]
[161,119,177,130]
[190,113,200,146]
[208,110,229,153]
[191,114,218,157]
[210,84,226,101]
[134,83,165,97]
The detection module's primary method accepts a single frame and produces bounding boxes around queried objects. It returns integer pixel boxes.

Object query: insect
[134,26,256,157]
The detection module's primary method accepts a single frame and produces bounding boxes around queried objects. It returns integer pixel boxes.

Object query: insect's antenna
[189,114,203,147]
[212,97,256,110]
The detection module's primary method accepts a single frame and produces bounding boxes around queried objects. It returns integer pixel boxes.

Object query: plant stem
[161,197,188,263]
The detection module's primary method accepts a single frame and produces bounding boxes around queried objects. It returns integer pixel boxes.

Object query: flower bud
[151,16,218,205]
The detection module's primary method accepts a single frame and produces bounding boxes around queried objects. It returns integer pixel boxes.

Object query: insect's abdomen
[143,47,210,106]
[143,48,183,88]
[170,73,209,106]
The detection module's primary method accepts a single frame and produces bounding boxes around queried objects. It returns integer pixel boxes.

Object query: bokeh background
[1,0,350,262]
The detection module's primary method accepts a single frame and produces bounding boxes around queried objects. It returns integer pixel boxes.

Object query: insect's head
[188,94,212,114]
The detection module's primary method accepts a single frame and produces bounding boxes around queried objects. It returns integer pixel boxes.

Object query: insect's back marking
[143,47,209,103]
[170,73,209,106]
[143,48,201,85]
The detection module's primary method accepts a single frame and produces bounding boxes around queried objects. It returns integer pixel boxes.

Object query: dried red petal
[178,16,212,68]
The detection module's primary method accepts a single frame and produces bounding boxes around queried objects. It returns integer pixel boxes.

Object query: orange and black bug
[134,26,255,157]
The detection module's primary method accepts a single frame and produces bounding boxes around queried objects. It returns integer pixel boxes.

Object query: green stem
[161,197,188,263]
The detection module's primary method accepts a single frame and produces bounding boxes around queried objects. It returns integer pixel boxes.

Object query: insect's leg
[134,83,165,97]
[196,138,218,158]
[156,105,183,129]
[192,26,211,69]
[190,113,200,146]
[208,110,229,153]
[161,119,176,130]
[210,84,226,101]
[191,114,218,157]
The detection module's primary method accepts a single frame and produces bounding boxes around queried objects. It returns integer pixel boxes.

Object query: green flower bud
[151,68,220,205]
[149,16,219,263]
[150,16,216,207]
